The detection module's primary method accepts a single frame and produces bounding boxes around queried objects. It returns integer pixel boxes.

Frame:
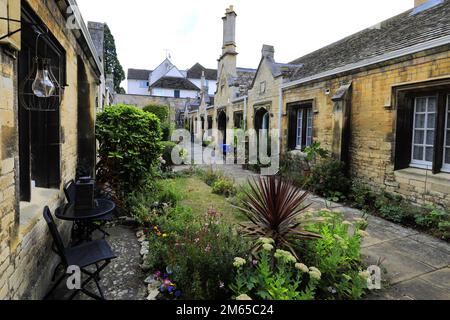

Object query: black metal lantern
[19,31,63,112]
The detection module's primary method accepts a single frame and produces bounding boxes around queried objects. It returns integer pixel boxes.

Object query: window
[395,85,450,174]
[174,90,180,98]
[443,96,450,172]
[18,5,65,202]
[411,96,437,169]
[207,116,213,130]
[139,81,149,88]
[288,102,313,151]
[234,111,244,129]
[260,81,266,95]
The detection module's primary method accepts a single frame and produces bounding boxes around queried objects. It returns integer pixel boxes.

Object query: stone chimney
[262,45,275,60]
[87,22,105,63]
[414,0,429,7]
[222,5,237,55]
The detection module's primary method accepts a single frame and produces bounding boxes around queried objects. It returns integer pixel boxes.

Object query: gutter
[281,34,450,90]
[67,0,103,77]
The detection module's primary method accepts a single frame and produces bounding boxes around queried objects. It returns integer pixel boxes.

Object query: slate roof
[187,63,218,80]
[289,0,450,81]
[127,69,152,80]
[150,76,200,91]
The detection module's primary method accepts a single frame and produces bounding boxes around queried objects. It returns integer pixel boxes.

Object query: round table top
[56,199,116,221]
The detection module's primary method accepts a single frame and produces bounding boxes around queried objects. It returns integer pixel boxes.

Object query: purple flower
[174,290,182,298]
[252,260,258,266]
[219,281,225,289]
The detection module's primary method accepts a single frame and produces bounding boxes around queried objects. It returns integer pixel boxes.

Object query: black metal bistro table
[56,199,116,244]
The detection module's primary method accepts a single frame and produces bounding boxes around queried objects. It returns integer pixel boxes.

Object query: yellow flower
[274,250,297,263]
[236,294,252,301]
[162,234,168,238]
[262,243,274,251]
[295,263,309,273]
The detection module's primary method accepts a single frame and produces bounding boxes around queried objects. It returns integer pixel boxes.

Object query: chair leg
[43,273,67,300]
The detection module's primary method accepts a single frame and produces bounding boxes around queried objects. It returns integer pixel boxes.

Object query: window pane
[427,97,437,112]
[414,130,424,144]
[427,113,436,128]
[413,146,424,161]
[415,114,425,128]
[445,148,450,164]
[426,130,435,145]
[425,147,434,162]
[296,110,303,148]
[416,98,427,112]
[446,131,450,147]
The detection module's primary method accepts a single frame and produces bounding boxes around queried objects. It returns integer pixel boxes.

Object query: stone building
[196,1,450,207]
[0,0,102,299]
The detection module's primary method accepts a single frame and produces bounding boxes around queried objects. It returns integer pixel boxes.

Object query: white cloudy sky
[76,0,413,87]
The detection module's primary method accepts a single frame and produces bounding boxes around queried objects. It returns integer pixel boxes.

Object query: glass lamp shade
[32,60,56,98]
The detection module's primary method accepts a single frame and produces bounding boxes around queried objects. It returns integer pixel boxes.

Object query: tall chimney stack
[414,0,429,7]
[222,5,237,55]
[261,44,275,60]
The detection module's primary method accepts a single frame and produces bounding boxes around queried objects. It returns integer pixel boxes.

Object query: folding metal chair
[43,207,117,300]
[64,180,114,238]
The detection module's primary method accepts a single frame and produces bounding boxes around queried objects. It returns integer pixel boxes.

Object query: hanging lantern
[19,32,63,112]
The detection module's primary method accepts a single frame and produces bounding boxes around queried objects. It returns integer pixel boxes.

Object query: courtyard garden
[93,104,450,301]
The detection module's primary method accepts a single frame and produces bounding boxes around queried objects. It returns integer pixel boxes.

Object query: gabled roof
[150,77,200,91]
[127,69,152,80]
[231,68,257,97]
[250,56,302,89]
[289,0,450,82]
[187,63,218,80]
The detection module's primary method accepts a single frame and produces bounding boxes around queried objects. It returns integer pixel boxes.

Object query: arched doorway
[254,108,270,157]
[217,110,227,146]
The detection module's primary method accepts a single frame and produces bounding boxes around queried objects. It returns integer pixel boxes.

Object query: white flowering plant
[230,238,320,300]
[301,210,370,300]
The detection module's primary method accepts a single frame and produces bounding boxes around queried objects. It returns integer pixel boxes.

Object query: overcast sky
[76,0,413,87]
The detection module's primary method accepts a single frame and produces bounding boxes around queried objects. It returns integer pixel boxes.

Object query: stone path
[48,224,147,300]
[177,158,450,300]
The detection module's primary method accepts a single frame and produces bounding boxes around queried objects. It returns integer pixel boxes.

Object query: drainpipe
[278,87,283,157]
[243,96,248,131]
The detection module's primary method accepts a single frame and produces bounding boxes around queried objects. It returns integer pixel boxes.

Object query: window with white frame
[443,96,450,172]
[411,96,437,169]
[294,107,313,150]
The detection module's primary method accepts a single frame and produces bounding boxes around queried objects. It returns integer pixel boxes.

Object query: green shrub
[230,240,320,300]
[197,167,225,186]
[309,159,350,200]
[161,141,177,170]
[143,104,169,123]
[212,178,237,197]
[302,210,369,300]
[349,182,377,211]
[279,153,311,188]
[96,104,163,202]
[145,206,250,300]
[414,205,449,229]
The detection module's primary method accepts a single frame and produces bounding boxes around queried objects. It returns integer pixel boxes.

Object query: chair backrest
[64,180,76,204]
[43,206,67,265]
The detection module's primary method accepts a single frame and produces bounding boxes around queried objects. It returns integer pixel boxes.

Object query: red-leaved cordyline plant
[235,175,321,258]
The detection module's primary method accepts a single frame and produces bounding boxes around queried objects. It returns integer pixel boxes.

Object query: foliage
[349,181,377,211]
[143,105,170,123]
[301,210,369,300]
[197,167,226,186]
[103,24,125,93]
[303,142,329,164]
[235,176,321,258]
[414,205,450,231]
[212,178,237,197]
[309,158,350,200]
[374,192,417,224]
[230,240,319,300]
[145,206,250,300]
[96,104,162,203]
[279,153,311,188]
[160,141,177,171]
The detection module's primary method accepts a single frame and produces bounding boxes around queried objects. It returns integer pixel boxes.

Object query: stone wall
[283,47,450,207]
[113,93,190,122]
[0,0,100,299]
